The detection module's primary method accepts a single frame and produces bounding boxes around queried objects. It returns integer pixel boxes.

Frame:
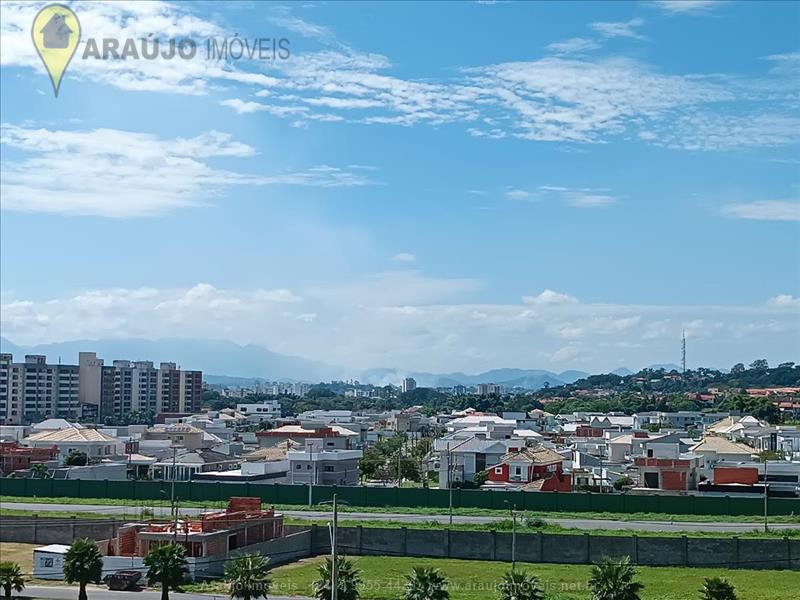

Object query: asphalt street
[3,501,798,533]
[22,585,312,600]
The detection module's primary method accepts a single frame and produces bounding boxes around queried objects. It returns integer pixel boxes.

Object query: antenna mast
[681,330,686,375]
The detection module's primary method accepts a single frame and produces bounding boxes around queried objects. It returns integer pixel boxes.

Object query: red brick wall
[714,466,759,485]
[661,470,688,490]
[487,463,509,482]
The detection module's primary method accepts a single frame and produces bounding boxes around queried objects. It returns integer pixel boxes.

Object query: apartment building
[0,354,80,425]
[79,352,202,420]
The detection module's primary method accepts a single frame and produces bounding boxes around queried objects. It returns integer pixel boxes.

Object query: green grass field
[261,556,796,600]
[3,494,799,524]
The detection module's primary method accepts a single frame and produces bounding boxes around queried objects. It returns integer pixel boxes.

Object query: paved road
[4,501,798,533]
[22,585,311,600]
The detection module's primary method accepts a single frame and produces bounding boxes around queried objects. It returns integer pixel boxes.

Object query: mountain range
[0,336,680,391]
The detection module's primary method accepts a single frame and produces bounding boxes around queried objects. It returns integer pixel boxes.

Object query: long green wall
[1,478,798,516]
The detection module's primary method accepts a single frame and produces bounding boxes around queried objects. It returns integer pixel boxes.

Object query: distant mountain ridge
[1,336,681,391]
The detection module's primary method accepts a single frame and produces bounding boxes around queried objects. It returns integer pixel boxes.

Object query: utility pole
[331,493,338,600]
[764,459,769,532]
[308,446,316,507]
[446,442,453,526]
[511,505,517,574]
[171,445,178,542]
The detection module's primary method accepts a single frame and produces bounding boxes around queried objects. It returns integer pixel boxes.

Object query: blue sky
[1,0,798,375]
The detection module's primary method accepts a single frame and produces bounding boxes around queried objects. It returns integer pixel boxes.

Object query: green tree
[29,462,50,479]
[472,470,488,487]
[497,570,544,600]
[224,554,272,600]
[613,476,633,491]
[403,566,449,600]
[699,577,736,600]
[588,556,643,600]
[144,543,188,600]
[749,359,769,371]
[64,450,88,467]
[312,557,361,600]
[63,539,103,600]
[0,562,25,600]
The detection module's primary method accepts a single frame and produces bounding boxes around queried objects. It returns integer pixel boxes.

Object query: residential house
[23,427,123,462]
[486,446,571,491]
[287,440,362,485]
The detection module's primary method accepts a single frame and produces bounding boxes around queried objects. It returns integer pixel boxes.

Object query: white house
[23,427,124,461]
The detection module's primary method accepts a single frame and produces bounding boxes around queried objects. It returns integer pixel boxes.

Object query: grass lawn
[266,555,797,600]
[3,495,798,524]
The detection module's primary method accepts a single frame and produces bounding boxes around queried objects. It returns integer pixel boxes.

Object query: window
[513,466,522,476]
[295,464,302,470]
[324,466,334,472]
[494,467,503,474]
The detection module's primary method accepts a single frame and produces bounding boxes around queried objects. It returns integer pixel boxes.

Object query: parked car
[104,570,142,591]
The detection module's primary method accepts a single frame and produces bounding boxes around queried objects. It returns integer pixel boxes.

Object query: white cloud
[1,2,794,151]
[721,200,800,222]
[392,253,416,263]
[768,294,800,309]
[4,282,796,373]
[651,1,726,14]
[523,290,579,305]
[590,18,646,40]
[0,124,372,217]
[508,185,617,208]
[545,37,601,55]
[0,1,276,95]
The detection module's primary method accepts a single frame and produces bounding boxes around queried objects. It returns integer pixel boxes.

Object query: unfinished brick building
[111,497,284,558]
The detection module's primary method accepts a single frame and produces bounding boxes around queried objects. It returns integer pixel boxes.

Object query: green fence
[2,477,799,517]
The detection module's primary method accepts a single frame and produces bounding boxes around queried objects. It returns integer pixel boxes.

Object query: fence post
[682,535,688,566]
[632,534,638,564]
[402,527,408,556]
[786,536,791,570]
[733,536,739,567]
[585,533,591,564]
[539,532,544,563]
[357,525,363,555]
[446,528,451,558]
[33,514,38,544]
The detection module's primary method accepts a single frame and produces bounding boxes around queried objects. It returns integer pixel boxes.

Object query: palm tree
[403,566,449,600]
[63,539,103,600]
[587,556,643,600]
[700,577,737,600]
[312,557,361,600]
[0,562,25,600]
[144,543,188,600]
[224,554,272,600]
[30,463,49,479]
[498,570,544,600]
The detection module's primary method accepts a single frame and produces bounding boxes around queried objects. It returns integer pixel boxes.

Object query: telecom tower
[681,330,686,375]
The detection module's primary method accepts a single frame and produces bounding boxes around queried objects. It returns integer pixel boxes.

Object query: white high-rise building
[0,354,80,424]
[401,377,417,394]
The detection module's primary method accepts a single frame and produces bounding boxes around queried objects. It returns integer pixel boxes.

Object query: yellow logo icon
[31,4,81,97]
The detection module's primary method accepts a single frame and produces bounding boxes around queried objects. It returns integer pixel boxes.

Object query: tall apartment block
[79,353,202,420]
[0,352,201,424]
[0,354,80,424]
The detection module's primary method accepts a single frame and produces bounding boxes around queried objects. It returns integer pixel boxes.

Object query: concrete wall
[5,518,798,572]
[0,515,123,545]
[294,525,799,571]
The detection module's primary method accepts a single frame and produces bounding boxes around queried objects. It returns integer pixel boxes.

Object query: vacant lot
[269,555,796,600]
[0,542,35,575]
